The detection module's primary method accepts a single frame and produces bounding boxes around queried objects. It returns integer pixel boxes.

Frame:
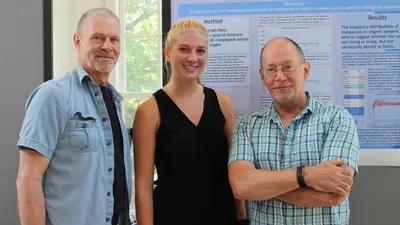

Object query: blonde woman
[133,19,247,225]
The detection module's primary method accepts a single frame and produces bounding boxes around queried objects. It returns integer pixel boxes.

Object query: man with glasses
[228,37,360,225]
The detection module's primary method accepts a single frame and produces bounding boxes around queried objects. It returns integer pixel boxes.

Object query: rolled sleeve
[228,116,255,166]
[17,81,67,158]
[320,108,360,175]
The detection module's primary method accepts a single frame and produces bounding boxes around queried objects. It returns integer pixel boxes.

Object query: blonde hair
[164,19,208,84]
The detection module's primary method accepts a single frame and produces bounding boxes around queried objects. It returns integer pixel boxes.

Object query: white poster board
[171,0,400,166]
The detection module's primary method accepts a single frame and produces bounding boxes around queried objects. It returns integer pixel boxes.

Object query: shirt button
[102,118,107,122]
[107,141,112,146]
[106,218,110,222]
[287,218,290,222]
[107,192,111,196]
[95,91,100,96]
[108,168,113,172]
[81,123,87,128]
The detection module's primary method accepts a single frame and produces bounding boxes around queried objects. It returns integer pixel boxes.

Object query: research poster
[171,0,400,166]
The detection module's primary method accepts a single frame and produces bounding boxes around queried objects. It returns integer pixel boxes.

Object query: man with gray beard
[16,8,132,225]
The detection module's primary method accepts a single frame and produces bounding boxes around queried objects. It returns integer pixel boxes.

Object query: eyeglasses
[261,61,305,77]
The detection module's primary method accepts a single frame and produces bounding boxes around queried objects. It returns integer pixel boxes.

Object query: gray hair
[76,7,119,34]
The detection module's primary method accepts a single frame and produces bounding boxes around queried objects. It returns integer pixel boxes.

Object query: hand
[329,193,347,206]
[303,158,353,196]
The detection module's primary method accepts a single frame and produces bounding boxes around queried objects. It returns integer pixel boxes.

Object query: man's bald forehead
[265,37,292,48]
[259,37,305,66]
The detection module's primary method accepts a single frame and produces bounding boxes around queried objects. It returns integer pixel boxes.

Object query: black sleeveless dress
[152,86,237,225]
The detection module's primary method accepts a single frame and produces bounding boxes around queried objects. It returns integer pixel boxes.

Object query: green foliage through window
[125,38,161,92]
[125,0,159,35]
[123,98,146,127]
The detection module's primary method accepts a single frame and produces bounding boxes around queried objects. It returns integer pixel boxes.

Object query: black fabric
[236,219,249,225]
[111,214,119,225]
[152,86,237,225]
[100,86,127,215]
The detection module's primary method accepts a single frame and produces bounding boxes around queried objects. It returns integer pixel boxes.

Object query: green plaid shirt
[229,93,360,225]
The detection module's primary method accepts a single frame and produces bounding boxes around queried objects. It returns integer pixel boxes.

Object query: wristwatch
[297,166,308,188]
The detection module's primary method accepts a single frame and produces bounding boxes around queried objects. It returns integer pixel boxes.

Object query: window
[113,0,163,127]
[111,0,163,221]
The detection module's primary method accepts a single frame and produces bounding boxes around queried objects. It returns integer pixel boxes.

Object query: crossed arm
[274,164,355,207]
[276,186,348,207]
[228,109,360,207]
[228,160,354,206]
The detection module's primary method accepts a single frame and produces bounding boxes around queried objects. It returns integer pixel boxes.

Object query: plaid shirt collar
[254,92,316,121]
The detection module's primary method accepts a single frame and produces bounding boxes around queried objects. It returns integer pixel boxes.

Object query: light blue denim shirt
[17,65,132,225]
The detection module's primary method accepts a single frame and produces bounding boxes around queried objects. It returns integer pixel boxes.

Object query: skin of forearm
[275,187,346,207]
[231,168,299,201]
[233,198,247,220]
[135,191,154,225]
[17,179,46,225]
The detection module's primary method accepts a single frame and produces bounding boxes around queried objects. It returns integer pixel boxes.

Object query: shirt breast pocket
[67,112,99,153]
